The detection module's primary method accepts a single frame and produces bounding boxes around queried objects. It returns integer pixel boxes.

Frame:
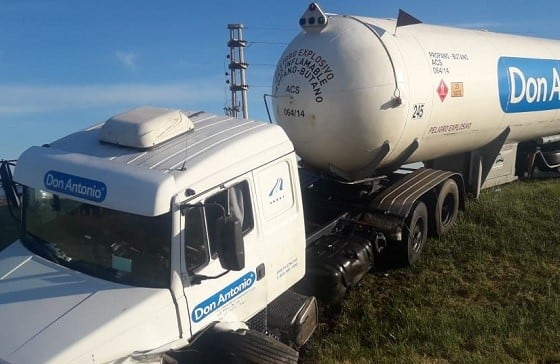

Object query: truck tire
[202,329,299,364]
[394,201,428,266]
[434,178,459,237]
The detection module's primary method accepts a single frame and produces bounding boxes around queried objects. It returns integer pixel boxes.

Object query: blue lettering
[43,171,107,203]
[498,57,560,113]
[191,271,255,323]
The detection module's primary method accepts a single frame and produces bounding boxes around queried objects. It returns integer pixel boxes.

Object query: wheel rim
[411,217,425,254]
[441,193,455,225]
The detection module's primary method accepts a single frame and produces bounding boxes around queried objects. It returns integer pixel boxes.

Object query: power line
[243,26,296,32]
[247,41,288,46]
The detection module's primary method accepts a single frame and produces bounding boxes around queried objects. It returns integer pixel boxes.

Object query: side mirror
[215,215,245,271]
[0,161,20,209]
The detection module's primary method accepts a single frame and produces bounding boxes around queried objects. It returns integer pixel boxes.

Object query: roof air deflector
[99,106,194,149]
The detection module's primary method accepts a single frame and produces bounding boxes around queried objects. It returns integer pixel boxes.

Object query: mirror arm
[181,202,227,219]
[191,270,230,285]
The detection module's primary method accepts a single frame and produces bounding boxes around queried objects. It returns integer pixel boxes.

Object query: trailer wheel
[434,178,459,237]
[396,201,428,266]
[199,329,299,364]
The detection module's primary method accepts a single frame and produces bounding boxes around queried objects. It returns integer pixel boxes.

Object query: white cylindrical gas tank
[272,3,560,178]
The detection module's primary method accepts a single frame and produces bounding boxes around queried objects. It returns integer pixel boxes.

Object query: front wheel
[183,328,299,364]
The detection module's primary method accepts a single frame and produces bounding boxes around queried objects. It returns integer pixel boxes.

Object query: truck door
[252,157,306,301]
[181,178,265,336]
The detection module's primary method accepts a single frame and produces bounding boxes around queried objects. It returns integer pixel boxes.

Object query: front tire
[193,329,299,364]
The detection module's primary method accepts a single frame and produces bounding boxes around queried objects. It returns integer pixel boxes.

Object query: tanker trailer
[271,3,560,266]
[273,3,560,183]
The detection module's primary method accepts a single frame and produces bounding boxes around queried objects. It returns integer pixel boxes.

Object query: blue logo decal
[44,170,107,203]
[498,56,560,113]
[191,271,256,323]
[268,178,284,197]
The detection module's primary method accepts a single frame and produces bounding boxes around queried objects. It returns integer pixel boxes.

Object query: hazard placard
[437,80,448,102]
[451,82,464,97]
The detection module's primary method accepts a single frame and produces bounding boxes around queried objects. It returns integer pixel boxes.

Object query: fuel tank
[272,3,560,178]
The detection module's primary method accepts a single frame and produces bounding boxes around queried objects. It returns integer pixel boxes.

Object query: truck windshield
[22,188,171,288]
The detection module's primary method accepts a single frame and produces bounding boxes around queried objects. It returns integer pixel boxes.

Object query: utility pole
[225,23,249,119]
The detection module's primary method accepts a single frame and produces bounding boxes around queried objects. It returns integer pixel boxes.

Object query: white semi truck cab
[0,107,316,363]
[6,2,560,363]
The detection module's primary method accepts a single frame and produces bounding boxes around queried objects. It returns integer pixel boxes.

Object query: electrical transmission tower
[225,23,249,119]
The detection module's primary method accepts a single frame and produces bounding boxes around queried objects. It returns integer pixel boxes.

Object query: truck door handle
[256,263,265,281]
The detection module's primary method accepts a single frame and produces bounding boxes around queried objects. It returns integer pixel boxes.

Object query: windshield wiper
[63,259,120,281]
[22,234,67,265]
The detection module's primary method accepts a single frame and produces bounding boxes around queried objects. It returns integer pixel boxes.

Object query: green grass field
[1,179,560,363]
[301,179,560,363]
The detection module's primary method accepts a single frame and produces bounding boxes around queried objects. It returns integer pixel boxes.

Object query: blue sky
[2,0,560,159]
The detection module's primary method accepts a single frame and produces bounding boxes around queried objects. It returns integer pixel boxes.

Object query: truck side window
[184,207,209,273]
[206,181,254,256]
[183,181,254,272]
